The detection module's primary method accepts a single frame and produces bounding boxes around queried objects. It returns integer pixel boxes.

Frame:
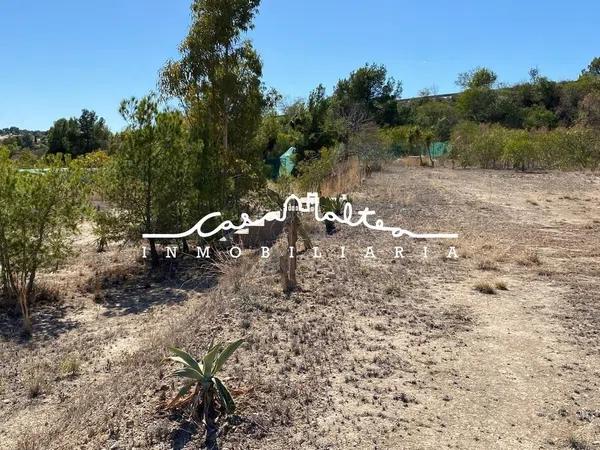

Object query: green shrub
[450,122,600,170]
[0,150,89,332]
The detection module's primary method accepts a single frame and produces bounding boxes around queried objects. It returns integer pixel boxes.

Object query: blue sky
[1,0,598,131]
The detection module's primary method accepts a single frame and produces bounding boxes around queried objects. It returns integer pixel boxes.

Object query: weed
[15,433,39,450]
[568,433,595,450]
[518,251,542,266]
[477,259,499,271]
[240,317,252,330]
[474,282,496,295]
[495,281,508,291]
[166,341,245,450]
[25,368,47,399]
[60,354,81,377]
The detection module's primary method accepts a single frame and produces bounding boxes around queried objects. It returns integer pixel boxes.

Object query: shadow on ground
[0,302,78,343]
[93,260,219,317]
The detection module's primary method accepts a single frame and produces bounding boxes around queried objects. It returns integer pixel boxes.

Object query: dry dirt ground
[1,163,600,450]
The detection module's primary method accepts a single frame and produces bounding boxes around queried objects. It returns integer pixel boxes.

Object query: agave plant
[320,194,351,235]
[167,339,244,450]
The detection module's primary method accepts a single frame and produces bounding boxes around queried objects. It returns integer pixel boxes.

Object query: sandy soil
[1,163,600,450]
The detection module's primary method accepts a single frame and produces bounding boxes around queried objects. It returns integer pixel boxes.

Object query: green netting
[389,141,450,158]
[279,147,297,177]
[429,141,450,158]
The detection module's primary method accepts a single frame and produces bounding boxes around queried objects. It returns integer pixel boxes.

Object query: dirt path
[301,165,600,449]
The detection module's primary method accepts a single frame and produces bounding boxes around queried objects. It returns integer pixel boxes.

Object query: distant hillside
[0,126,47,137]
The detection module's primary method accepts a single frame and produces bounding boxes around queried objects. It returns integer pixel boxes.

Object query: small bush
[60,354,81,377]
[495,281,508,290]
[25,368,47,399]
[518,252,542,266]
[15,433,39,450]
[477,259,498,271]
[474,282,496,295]
[450,122,600,170]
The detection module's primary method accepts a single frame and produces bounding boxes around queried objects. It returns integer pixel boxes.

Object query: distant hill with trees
[1,109,111,161]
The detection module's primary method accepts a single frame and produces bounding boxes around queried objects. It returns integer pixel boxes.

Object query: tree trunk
[148,238,159,268]
[280,212,298,293]
[18,288,32,334]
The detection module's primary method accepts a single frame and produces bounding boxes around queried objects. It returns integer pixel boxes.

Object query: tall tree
[581,57,600,77]
[160,0,265,216]
[332,63,402,127]
[100,96,199,267]
[456,67,498,89]
[47,110,109,156]
[47,118,79,154]
[78,109,110,155]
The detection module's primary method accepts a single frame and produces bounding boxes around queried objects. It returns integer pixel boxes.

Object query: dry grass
[518,251,543,267]
[24,365,48,399]
[15,433,40,450]
[477,259,499,271]
[59,353,81,377]
[320,157,362,196]
[474,281,497,295]
[494,280,509,291]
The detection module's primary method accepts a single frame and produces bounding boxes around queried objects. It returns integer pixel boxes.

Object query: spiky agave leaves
[166,339,245,417]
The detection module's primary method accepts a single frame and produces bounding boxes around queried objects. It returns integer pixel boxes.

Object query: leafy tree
[332,63,402,127]
[415,100,459,141]
[254,112,301,160]
[581,57,600,77]
[78,109,110,155]
[167,340,245,450]
[47,110,110,156]
[47,118,79,154]
[578,91,600,127]
[99,96,199,267]
[457,67,498,89]
[0,150,89,332]
[160,0,266,216]
[456,87,499,123]
[523,105,558,129]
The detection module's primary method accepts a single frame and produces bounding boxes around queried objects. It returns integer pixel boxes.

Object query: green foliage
[97,96,200,265]
[414,101,459,141]
[319,194,351,234]
[581,57,600,78]
[47,110,110,156]
[456,87,499,123]
[379,126,410,155]
[296,145,341,193]
[457,67,498,89]
[168,340,244,449]
[523,105,558,129]
[578,91,600,127]
[0,150,89,331]
[254,112,301,160]
[332,63,402,127]
[160,0,266,216]
[450,122,600,170]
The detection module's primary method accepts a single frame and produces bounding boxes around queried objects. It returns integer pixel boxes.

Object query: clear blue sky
[1,0,598,131]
